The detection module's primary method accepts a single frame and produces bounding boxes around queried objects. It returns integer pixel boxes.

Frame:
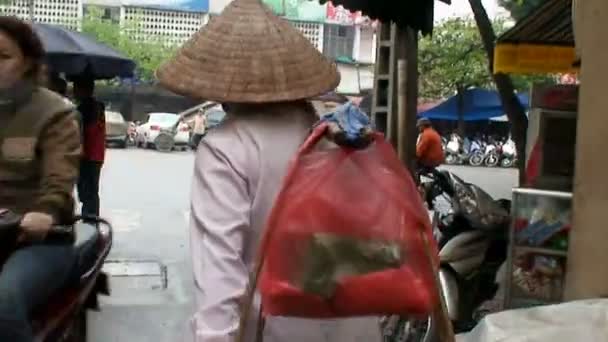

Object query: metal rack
[504,188,573,309]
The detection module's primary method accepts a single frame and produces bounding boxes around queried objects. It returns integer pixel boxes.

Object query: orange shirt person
[416,118,444,168]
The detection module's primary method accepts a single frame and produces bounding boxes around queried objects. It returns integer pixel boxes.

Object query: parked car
[105,111,129,148]
[136,112,190,150]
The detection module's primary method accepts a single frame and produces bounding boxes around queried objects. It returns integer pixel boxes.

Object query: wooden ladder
[371,23,419,167]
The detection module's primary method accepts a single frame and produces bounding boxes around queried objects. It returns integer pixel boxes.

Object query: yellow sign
[494,44,579,75]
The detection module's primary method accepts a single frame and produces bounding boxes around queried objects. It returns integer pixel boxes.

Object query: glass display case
[504,188,572,309]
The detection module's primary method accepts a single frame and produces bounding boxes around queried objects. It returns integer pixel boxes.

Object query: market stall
[487,0,584,313]
[455,1,608,339]
[315,0,607,340]
[471,0,608,336]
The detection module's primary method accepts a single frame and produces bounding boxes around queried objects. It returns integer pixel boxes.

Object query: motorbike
[500,138,517,168]
[445,136,465,165]
[468,139,485,167]
[127,125,137,147]
[483,140,500,168]
[445,134,478,166]
[418,169,511,333]
[0,209,113,342]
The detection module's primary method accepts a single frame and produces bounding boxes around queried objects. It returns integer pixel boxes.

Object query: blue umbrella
[33,23,136,79]
[419,88,530,121]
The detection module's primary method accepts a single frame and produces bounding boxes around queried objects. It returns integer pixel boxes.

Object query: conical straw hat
[156,0,341,103]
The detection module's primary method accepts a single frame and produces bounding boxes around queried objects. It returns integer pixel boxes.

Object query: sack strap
[236,123,337,342]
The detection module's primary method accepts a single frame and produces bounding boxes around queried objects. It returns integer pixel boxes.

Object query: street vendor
[156,0,382,341]
[0,16,81,342]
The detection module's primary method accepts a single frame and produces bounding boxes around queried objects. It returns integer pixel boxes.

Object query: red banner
[326,2,364,25]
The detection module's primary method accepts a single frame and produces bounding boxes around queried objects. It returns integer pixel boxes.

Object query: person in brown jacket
[0,17,81,342]
[416,117,445,169]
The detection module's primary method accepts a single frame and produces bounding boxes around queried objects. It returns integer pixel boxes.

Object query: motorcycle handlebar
[0,210,113,238]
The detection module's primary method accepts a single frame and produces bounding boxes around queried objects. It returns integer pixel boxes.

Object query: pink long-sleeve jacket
[189,103,382,342]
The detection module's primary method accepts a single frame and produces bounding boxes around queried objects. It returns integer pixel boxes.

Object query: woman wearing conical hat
[156,0,382,341]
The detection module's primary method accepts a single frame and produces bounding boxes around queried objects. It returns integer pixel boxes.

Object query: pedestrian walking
[73,76,105,217]
[191,110,207,149]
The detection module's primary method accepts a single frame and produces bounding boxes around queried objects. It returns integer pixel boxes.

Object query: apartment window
[323,24,355,60]
[291,21,322,51]
[102,8,111,20]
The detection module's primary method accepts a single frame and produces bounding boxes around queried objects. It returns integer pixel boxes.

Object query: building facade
[290,20,324,52]
[0,0,83,30]
[83,0,208,46]
[119,5,207,46]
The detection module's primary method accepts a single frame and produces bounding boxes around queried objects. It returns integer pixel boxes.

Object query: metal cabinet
[504,188,572,309]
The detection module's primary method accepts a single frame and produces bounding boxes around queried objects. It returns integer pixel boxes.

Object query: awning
[419,88,529,121]
[494,0,578,75]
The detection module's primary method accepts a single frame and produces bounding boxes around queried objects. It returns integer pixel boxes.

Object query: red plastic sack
[258,123,439,319]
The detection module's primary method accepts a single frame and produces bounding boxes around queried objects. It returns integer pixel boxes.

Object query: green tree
[418,18,492,101]
[82,6,178,81]
[468,0,529,184]
[418,17,552,102]
[497,0,548,20]
[420,9,554,178]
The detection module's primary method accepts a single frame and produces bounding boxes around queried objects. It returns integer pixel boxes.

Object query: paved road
[90,148,195,342]
[90,148,518,341]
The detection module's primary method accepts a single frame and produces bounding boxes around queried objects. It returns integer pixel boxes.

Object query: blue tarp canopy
[419,88,530,121]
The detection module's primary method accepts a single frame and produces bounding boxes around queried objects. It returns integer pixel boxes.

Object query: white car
[136,112,190,150]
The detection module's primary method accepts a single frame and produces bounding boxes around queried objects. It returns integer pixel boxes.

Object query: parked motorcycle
[483,139,500,168]
[418,170,510,333]
[446,134,480,166]
[500,138,517,168]
[0,209,113,342]
[445,135,464,165]
[126,124,137,147]
[468,139,485,167]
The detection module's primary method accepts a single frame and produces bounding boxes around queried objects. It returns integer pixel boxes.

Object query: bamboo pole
[397,59,407,161]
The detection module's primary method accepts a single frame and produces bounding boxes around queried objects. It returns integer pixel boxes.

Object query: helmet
[417,117,431,128]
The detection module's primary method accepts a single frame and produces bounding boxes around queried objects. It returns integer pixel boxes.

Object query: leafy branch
[82,6,179,82]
